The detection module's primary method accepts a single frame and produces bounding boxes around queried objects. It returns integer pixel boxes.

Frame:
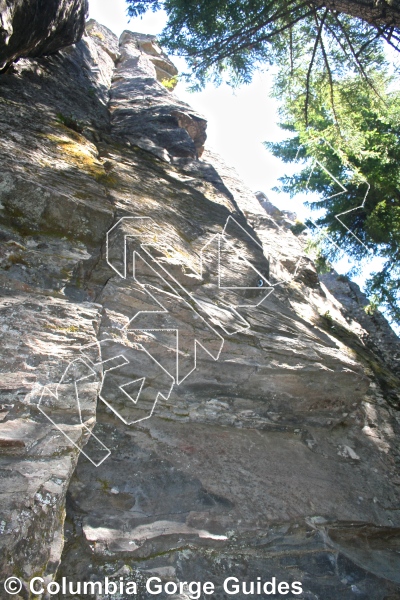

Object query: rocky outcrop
[110,29,206,160]
[0,0,88,70]
[255,190,297,227]
[319,270,400,383]
[0,15,400,600]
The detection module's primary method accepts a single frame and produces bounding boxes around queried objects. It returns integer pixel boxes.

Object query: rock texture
[0,13,400,600]
[0,0,88,70]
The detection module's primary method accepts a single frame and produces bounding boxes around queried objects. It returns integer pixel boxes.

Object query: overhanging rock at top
[0,12,400,600]
[0,0,88,70]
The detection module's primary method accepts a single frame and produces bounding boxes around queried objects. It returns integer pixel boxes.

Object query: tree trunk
[314,0,400,28]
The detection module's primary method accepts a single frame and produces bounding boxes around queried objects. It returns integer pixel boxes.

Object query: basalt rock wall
[0,14,400,600]
[0,0,88,70]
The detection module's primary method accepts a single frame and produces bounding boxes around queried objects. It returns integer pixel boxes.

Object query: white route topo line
[297,138,371,255]
[32,210,305,466]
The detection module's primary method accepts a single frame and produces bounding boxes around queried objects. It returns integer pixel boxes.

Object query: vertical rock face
[0,15,400,600]
[110,29,205,160]
[0,0,88,70]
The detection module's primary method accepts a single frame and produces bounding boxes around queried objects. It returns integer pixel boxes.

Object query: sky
[88,0,303,215]
[87,0,388,298]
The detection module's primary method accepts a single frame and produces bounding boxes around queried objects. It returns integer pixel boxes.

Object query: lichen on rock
[0,8,400,600]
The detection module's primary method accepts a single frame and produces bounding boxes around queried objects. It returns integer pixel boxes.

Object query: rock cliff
[0,0,88,70]
[0,10,400,600]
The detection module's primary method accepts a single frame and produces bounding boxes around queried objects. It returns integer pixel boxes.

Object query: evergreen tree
[267,72,400,324]
[126,0,400,324]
